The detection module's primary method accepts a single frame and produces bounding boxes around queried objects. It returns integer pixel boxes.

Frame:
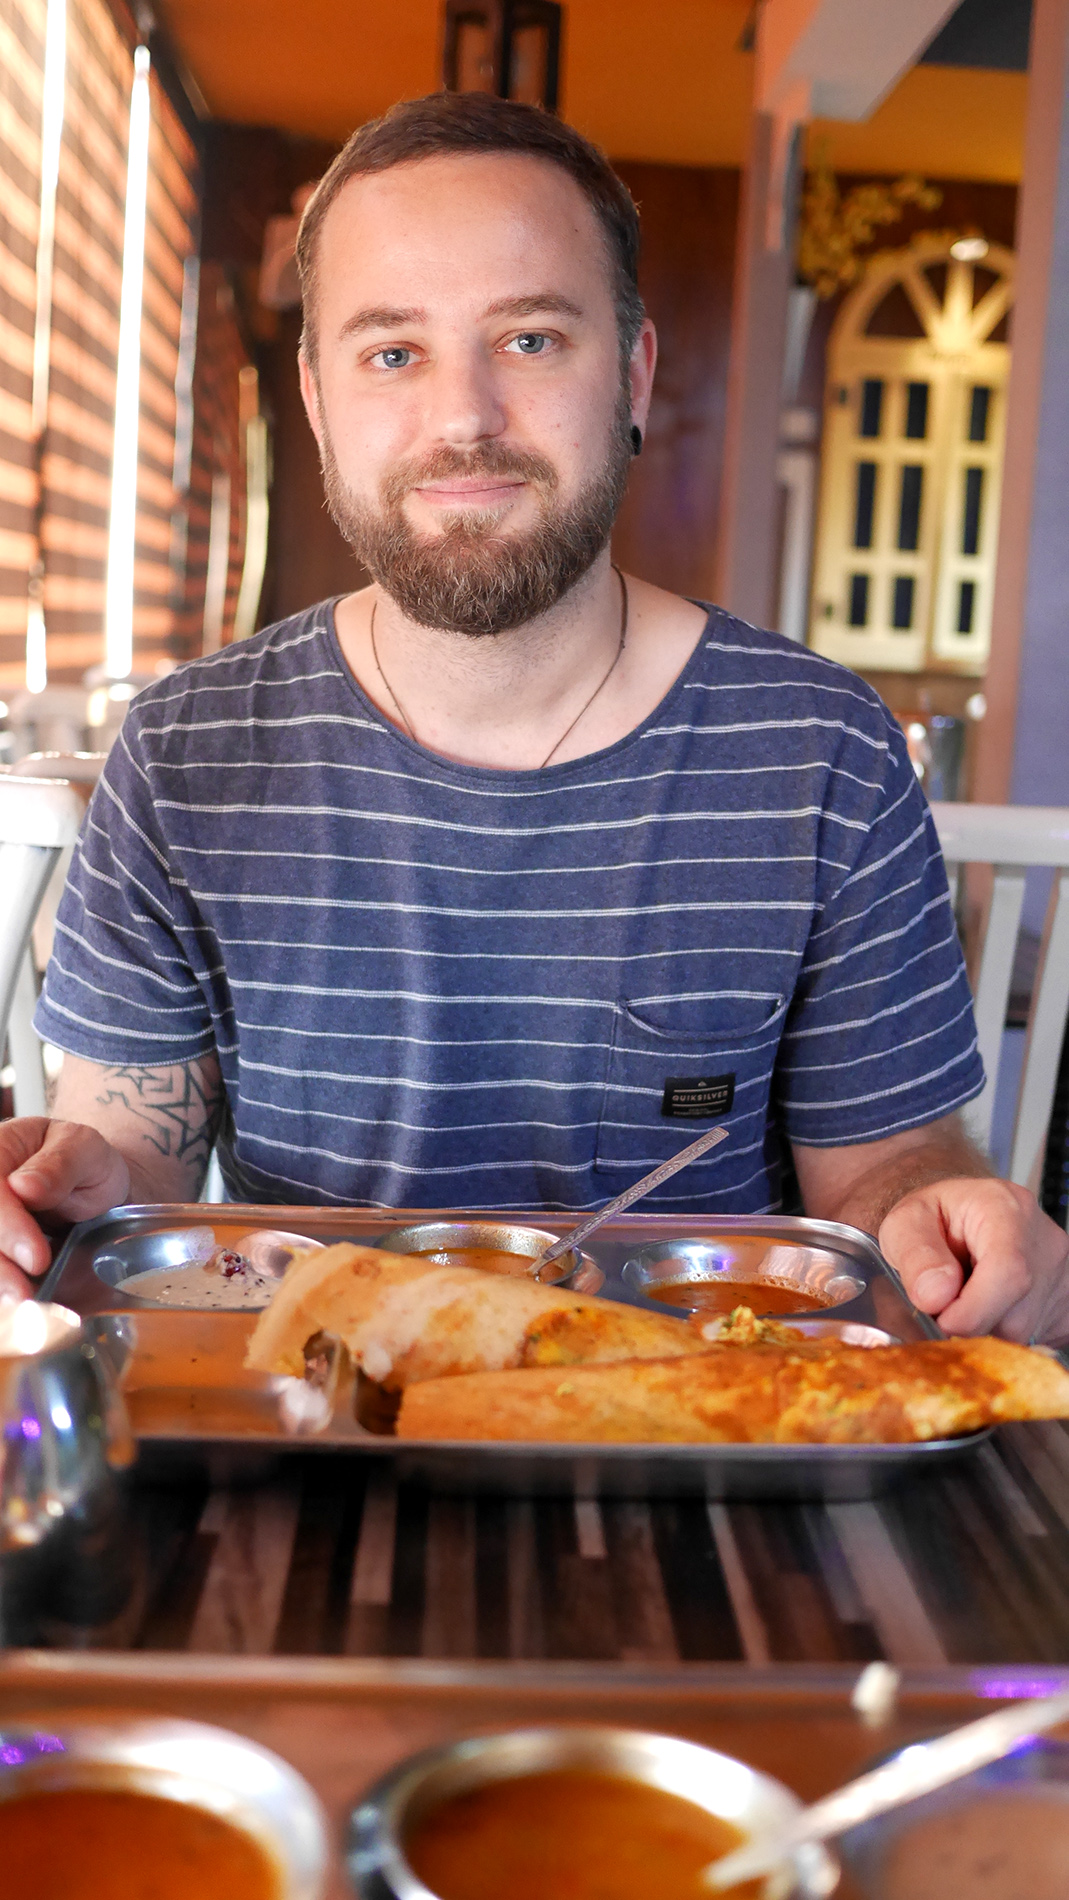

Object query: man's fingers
[7,1120,129,1221]
[0,1176,50,1277]
[879,1175,1063,1340]
[878,1197,965,1314]
[932,1245,1032,1336]
[0,1119,130,1282]
[0,1251,35,1299]
[0,1164,54,1278]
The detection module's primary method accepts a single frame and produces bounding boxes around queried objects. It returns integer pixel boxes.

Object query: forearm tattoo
[93,1056,224,1192]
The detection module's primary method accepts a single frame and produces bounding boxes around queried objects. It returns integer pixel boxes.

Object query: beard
[317,390,634,639]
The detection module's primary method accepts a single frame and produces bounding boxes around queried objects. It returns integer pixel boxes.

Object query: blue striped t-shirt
[36,599,983,1213]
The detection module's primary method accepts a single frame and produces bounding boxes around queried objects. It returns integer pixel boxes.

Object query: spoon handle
[706,1685,1069,1890]
[532,1125,729,1274]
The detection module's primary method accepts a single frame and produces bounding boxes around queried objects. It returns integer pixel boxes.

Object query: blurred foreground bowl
[347,1724,838,1898]
[0,1716,330,1898]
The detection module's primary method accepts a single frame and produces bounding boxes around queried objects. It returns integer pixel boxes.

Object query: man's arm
[0,1051,224,1295]
[792,1114,1069,1343]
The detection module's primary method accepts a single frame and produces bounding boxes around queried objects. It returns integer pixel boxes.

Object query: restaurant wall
[611,163,740,603]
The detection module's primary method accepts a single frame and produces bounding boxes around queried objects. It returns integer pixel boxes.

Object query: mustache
[381,443,558,508]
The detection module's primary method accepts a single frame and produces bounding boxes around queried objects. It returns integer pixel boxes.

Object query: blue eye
[510,332,549,354]
[375,346,413,369]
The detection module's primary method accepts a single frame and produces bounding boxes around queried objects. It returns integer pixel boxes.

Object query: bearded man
[4,92,1068,1341]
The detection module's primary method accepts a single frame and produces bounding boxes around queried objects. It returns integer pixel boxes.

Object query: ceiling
[156,0,1028,181]
[922,0,1033,72]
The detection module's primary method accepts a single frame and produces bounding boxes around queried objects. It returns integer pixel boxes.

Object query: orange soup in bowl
[0,1786,281,1900]
[404,1768,761,1900]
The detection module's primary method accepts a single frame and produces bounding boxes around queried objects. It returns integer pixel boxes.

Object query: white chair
[931,803,1069,1193]
[0,752,226,1204]
[0,773,86,1116]
[5,687,90,761]
[0,755,105,1117]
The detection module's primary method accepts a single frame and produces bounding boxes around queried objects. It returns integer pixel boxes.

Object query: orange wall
[807,66,1027,185]
[159,0,1026,182]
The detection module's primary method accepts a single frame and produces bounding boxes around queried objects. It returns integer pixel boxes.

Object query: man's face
[299,152,652,637]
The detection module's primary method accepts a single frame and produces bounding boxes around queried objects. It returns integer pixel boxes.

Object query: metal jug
[0,1298,134,1637]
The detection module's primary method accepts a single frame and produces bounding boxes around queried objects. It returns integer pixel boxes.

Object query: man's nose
[423,345,506,446]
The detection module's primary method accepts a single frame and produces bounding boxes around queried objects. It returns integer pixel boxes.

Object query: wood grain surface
[19,1416,1069,1669]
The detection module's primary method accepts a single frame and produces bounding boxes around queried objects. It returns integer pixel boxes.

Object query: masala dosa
[396,1335,1069,1444]
[244,1242,708,1387]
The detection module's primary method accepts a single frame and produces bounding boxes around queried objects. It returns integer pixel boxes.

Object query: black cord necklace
[368,564,629,769]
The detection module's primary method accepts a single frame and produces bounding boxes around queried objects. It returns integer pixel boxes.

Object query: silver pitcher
[0,1299,134,1636]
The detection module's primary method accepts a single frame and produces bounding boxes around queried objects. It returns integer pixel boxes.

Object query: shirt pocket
[593,993,788,1179]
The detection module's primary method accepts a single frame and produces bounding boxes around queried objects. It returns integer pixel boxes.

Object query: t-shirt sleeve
[775,708,984,1146]
[34,716,216,1067]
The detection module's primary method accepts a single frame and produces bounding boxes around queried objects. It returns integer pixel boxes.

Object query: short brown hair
[296,92,644,373]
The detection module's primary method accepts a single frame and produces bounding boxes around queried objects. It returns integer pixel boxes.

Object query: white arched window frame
[808,235,1014,675]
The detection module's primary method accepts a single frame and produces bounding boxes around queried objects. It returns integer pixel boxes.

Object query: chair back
[5,687,90,760]
[930,802,1069,1191]
[0,760,104,1116]
[0,775,85,1063]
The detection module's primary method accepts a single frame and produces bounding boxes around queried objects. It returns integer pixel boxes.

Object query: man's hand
[0,1117,130,1297]
[793,1114,1069,1343]
[0,1050,225,1298]
[878,1177,1069,1343]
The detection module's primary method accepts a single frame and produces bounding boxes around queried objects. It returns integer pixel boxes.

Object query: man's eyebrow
[338,306,426,340]
[483,294,585,321]
[337,293,585,343]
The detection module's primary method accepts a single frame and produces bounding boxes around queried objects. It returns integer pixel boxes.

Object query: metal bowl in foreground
[382,1221,603,1293]
[623,1239,864,1313]
[347,1725,838,1899]
[839,1735,1069,1899]
[0,1718,329,1899]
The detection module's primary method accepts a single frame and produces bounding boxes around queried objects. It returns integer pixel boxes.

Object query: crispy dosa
[396,1336,1069,1444]
[244,1242,707,1387]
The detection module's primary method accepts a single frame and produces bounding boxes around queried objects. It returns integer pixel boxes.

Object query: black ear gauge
[630,424,643,456]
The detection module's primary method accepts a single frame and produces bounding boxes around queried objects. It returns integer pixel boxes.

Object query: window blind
[0,0,200,689]
[0,0,46,687]
[45,0,198,683]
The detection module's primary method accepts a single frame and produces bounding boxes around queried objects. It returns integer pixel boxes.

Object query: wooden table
[11,1416,1069,1666]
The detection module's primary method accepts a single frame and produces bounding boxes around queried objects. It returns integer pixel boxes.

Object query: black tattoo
[94,1055,224,1192]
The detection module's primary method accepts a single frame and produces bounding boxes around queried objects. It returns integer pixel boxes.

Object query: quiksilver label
[660,1074,735,1119]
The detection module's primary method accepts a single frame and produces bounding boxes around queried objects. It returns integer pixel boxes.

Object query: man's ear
[298,349,324,448]
[629,318,657,439]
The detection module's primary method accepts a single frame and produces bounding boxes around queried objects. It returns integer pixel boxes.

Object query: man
[3,94,1067,1340]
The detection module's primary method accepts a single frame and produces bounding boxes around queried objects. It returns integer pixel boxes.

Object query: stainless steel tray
[40,1205,990,1499]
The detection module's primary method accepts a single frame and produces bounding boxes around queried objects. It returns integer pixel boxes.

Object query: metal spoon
[704,1684,1069,1890]
[529,1124,729,1279]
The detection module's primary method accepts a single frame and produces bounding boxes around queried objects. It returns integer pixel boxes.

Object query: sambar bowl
[346,1724,838,1898]
[623,1238,864,1315]
[381,1220,603,1292]
[0,1716,329,1898]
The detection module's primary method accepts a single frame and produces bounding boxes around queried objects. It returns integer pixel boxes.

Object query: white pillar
[975,0,1069,806]
[715,111,795,629]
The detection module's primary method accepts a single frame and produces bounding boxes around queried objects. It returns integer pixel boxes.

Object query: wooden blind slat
[0,0,202,687]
